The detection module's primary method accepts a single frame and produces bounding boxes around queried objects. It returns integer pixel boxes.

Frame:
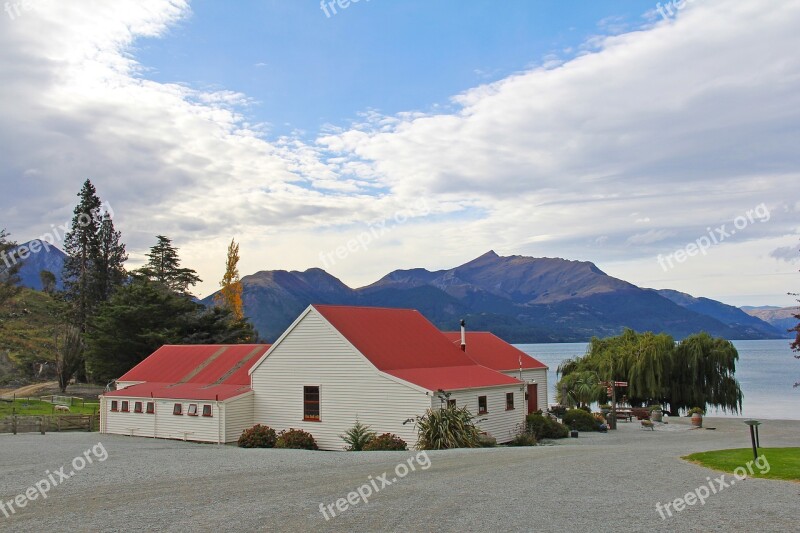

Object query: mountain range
[202,251,790,343]
[11,243,791,344]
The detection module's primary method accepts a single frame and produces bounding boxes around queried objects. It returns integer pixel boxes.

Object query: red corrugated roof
[442,332,547,371]
[104,383,251,401]
[117,344,270,386]
[389,365,520,391]
[314,305,520,390]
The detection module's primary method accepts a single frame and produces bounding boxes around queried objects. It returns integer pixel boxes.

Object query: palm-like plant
[411,405,481,450]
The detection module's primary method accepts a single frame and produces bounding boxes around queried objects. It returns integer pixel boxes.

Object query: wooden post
[12,415,17,435]
[40,416,45,435]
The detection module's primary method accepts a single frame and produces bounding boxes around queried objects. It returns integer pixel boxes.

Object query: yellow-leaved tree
[215,238,244,321]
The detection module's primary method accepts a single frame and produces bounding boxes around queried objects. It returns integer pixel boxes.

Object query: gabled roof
[442,332,547,371]
[106,344,269,401]
[313,305,520,390]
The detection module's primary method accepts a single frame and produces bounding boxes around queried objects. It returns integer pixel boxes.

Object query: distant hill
[741,306,797,334]
[655,289,787,339]
[203,251,785,343]
[15,240,66,291]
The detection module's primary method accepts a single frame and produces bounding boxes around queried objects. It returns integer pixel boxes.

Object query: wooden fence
[0,414,99,434]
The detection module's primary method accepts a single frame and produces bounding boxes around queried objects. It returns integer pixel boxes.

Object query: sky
[1,0,798,306]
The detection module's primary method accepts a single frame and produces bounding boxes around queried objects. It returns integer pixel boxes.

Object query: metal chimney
[460,319,466,352]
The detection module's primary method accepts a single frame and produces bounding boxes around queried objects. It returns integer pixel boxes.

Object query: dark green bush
[563,409,599,432]
[276,428,318,450]
[548,405,567,418]
[340,419,377,451]
[507,432,537,447]
[238,424,277,448]
[526,413,569,439]
[362,433,407,451]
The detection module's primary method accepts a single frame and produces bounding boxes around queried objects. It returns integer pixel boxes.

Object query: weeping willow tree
[557,329,742,415]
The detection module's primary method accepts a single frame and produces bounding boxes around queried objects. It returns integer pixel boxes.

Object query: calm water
[515,339,799,420]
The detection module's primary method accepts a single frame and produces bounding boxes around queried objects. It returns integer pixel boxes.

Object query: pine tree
[135,235,201,295]
[215,238,244,320]
[95,212,127,301]
[62,179,102,331]
[0,228,22,306]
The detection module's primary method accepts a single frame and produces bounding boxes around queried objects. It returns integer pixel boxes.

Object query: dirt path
[0,381,58,399]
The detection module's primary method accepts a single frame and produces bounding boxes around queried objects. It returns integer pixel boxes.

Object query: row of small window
[110,400,212,417]
[446,393,515,414]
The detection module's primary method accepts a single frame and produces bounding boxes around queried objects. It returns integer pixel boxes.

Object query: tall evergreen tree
[85,279,255,382]
[215,238,244,320]
[62,179,103,331]
[135,235,201,294]
[0,228,22,306]
[95,212,127,301]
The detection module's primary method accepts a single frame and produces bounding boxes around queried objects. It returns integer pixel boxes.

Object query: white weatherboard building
[100,344,268,443]
[101,305,549,450]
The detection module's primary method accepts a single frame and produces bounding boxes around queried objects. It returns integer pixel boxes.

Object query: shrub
[362,433,407,451]
[507,432,537,447]
[648,405,663,412]
[526,413,569,439]
[563,408,599,432]
[238,424,277,448]
[340,419,377,451]
[548,405,567,418]
[688,407,705,416]
[414,405,481,450]
[592,412,607,425]
[578,405,592,413]
[477,433,497,447]
[276,428,318,450]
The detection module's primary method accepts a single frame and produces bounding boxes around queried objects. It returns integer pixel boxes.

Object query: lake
[515,339,799,420]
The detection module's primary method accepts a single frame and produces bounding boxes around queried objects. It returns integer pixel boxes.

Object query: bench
[613,411,633,422]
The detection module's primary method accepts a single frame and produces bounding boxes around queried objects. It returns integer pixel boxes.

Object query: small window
[134,401,143,413]
[447,399,456,408]
[146,402,155,414]
[110,400,118,412]
[187,404,198,416]
[506,393,515,410]
[173,403,182,415]
[303,386,320,421]
[478,396,488,415]
[121,401,129,412]
[202,404,212,417]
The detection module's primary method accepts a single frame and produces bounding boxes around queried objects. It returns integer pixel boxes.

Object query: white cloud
[1,0,798,304]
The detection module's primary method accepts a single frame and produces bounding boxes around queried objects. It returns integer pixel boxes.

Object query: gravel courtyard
[1,416,797,532]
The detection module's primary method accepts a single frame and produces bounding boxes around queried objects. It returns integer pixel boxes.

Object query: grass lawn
[0,399,100,417]
[683,448,800,482]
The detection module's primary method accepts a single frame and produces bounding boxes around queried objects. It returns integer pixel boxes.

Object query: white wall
[251,309,431,451]
[101,395,251,443]
[223,393,254,443]
[438,385,525,443]
[503,369,548,413]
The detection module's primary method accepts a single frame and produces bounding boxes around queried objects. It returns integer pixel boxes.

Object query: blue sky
[0,0,798,305]
[134,0,657,137]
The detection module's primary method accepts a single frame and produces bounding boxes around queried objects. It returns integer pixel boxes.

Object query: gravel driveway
[1,416,797,532]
